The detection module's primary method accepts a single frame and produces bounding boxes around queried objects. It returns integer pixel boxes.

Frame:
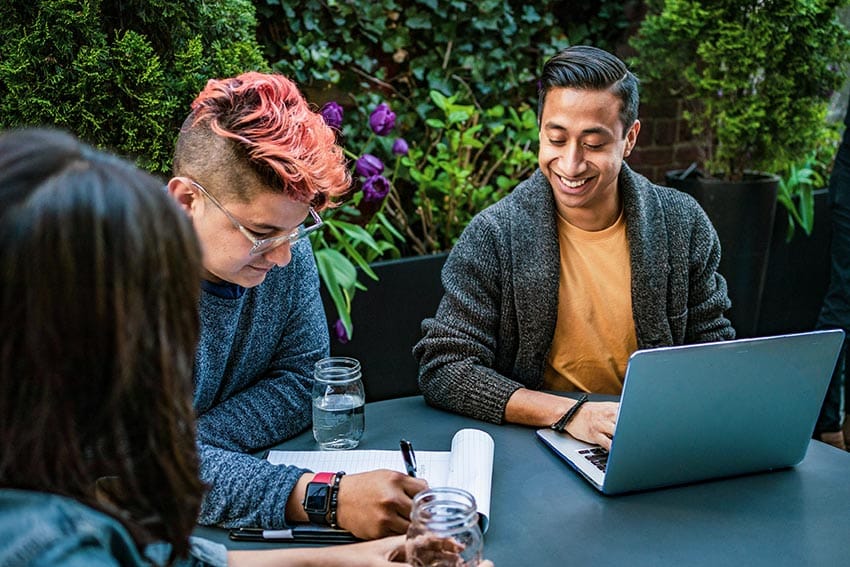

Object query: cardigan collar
[510,165,672,354]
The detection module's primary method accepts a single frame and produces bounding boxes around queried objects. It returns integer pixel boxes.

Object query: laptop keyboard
[578,447,609,472]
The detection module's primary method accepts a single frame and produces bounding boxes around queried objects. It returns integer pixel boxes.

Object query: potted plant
[304,87,540,400]
[630,0,850,337]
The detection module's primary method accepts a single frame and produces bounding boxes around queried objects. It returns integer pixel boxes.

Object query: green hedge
[0,0,267,174]
[0,1,635,176]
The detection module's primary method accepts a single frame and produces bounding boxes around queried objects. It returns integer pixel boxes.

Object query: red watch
[302,472,335,525]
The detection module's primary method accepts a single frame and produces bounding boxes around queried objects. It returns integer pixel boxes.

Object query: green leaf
[314,248,355,332]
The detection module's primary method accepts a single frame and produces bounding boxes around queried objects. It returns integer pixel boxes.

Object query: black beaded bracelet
[327,471,345,528]
[550,394,590,432]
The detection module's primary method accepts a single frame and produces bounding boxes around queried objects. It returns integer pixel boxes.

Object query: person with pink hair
[166,73,426,539]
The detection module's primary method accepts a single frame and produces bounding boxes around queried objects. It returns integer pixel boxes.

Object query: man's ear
[167,177,196,217]
[624,120,641,158]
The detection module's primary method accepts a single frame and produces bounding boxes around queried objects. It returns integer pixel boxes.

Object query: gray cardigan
[413,166,735,424]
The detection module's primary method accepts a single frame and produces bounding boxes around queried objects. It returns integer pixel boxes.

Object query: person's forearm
[504,388,576,427]
[228,548,326,567]
[228,533,407,566]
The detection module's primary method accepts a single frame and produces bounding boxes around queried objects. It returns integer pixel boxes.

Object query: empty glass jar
[405,487,483,567]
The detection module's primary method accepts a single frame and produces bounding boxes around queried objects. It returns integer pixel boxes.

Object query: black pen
[400,438,418,477]
[229,526,358,544]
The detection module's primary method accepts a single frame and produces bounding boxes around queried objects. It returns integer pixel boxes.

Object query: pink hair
[189,72,349,209]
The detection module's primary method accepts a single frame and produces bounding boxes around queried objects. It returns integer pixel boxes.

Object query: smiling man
[414,45,735,448]
[168,72,426,539]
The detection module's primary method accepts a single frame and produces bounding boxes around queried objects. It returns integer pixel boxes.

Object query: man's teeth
[560,176,587,188]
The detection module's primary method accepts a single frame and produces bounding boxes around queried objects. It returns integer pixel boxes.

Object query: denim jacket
[0,489,227,566]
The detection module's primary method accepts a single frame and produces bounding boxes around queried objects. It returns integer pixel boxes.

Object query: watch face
[304,483,330,513]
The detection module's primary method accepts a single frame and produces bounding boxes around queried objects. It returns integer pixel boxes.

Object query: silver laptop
[537,329,845,495]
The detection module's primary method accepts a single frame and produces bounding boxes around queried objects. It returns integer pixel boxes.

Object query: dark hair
[172,71,350,210]
[538,45,640,135]
[0,128,205,559]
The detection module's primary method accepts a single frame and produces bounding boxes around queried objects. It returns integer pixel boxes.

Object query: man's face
[169,176,312,288]
[538,87,640,230]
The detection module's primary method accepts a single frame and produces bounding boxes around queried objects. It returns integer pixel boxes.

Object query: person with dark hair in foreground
[414,45,735,449]
[0,127,444,566]
[166,72,426,538]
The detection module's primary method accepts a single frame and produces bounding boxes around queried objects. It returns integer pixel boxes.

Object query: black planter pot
[320,253,448,402]
[666,170,780,338]
[757,188,831,336]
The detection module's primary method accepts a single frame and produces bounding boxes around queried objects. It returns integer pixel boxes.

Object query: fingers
[566,401,619,450]
[337,470,427,539]
[594,430,614,451]
[402,475,429,496]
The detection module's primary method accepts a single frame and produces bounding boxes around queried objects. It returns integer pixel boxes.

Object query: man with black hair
[414,45,735,448]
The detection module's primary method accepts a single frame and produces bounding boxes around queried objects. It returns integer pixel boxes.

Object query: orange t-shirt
[542,209,637,394]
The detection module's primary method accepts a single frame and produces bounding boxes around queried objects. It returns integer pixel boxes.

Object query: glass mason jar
[311,356,365,450]
[405,487,483,567]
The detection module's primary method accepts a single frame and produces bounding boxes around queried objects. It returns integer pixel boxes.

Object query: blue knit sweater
[194,239,329,528]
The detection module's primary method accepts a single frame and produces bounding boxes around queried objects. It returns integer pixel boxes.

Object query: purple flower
[369,102,396,136]
[320,101,344,130]
[392,138,409,156]
[355,154,385,178]
[333,319,349,344]
[362,174,391,203]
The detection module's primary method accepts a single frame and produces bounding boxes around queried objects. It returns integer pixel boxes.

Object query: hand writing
[336,469,429,539]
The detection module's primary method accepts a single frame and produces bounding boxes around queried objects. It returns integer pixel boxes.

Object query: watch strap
[312,472,335,485]
[328,471,345,528]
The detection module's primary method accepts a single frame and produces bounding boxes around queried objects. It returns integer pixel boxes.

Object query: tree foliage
[631,0,850,179]
[0,1,267,173]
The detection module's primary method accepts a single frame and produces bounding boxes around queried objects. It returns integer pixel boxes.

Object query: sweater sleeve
[684,201,737,343]
[195,443,309,528]
[414,214,524,424]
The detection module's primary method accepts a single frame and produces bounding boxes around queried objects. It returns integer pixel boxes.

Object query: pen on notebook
[400,438,418,477]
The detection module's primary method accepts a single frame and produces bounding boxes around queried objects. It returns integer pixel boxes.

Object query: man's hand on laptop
[566,402,619,451]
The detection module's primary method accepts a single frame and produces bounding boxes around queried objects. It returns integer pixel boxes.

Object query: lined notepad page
[266,448,451,482]
[267,428,495,530]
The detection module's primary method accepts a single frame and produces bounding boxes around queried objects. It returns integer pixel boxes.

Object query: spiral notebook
[537,330,845,495]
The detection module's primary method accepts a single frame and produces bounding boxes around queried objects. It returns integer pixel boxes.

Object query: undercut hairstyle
[172,72,350,210]
[538,45,640,136]
[0,128,205,560]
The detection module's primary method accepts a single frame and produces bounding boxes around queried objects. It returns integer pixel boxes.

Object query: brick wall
[628,96,703,185]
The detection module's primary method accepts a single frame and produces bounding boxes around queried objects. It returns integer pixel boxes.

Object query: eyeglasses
[190,180,323,256]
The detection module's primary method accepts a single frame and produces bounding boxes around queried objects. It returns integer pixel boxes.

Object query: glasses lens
[249,229,301,256]
[247,210,321,256]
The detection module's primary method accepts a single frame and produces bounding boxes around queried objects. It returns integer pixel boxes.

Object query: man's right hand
[336,469,429,539]
[505,388,619,450]
[565,401,619,450]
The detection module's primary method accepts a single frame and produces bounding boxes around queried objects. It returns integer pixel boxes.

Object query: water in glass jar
[312,393,365,450]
